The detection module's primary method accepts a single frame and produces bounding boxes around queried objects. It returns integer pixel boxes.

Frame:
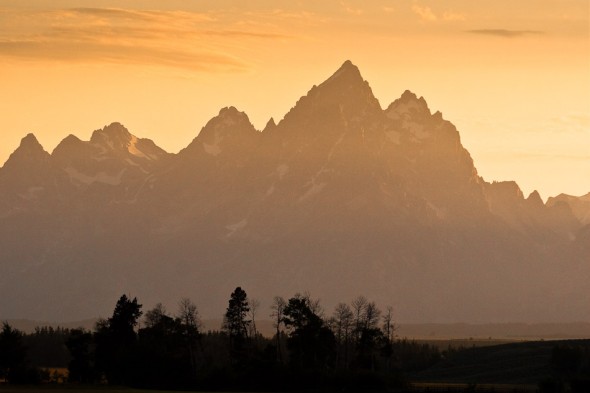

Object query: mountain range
[1,61,588,323]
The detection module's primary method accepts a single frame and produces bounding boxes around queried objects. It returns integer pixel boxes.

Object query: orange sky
[0,0,588,199]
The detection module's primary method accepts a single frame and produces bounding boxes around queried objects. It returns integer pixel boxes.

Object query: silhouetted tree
[136,303,192,389]
[283,294,335,371]
[66,329,95,383]
[381,306,396,370]
[0,323,27,383]
[177,298,201,377]
[351,295,368,344]
[94,294,142,385]
[270,296,286,363]
[354,300,383,370]
[330,302,354,369]
[248,298,260,340]
[23,327,70,369]
[223,287,250,365]
[144,303,168,329]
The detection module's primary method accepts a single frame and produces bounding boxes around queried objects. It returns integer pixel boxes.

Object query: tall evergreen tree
[223,287,250,365]
[95,294,142,385]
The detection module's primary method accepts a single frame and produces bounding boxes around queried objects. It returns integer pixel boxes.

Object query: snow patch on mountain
[128,135,147,159]
[427,200,448,219]
[277,164,289,180]
[203,133,223,156]
[19,186,44,200]
[299,181,326,202]
[64,167,127,186]
[226,219,247,237]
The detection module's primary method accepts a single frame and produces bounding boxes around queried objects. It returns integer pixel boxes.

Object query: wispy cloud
[442,11,466,22]
[340,2,363,16]
[411,5,465,22]
[0,41,246,72]
[412,5,436,21]
[0,7,290,71]
[467,29,544,38]
[549,114,590,133]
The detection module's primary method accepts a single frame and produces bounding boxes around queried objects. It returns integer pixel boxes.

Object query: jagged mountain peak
[20,133,42,147]
[16,133,48,156]
[386,90,431,119]
[262,117,277,133]
[182,106,258,158]
[215,106,250,123]
[53,134,83,152]
[526,190,544,208]
[2,133,50,169]
[320,60,364,87]
[61,134,82,144]
[278,61,381,129]
[90,122,132,150]
[1,60,589,325]
[51,133,94,164]
[201,106,255,132]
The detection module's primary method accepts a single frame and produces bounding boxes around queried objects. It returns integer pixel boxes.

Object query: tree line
[1,288,440,391]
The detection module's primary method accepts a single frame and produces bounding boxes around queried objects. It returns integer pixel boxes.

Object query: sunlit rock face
[0,61,587,323]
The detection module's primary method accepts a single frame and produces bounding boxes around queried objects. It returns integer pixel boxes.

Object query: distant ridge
[0,61,588,323]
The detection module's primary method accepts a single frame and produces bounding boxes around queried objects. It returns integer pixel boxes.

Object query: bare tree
[382,306,396,344]
[332,302,354,368]
[270,296,286,363]
[351,295,367,342]
[144,303,168,328]
[248,298,260,340]
[382,306,396,371]
[177,298,200,376]
[178,298,201,332]
[364,302,381,331]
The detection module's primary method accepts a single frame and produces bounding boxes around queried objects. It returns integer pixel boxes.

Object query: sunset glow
[1,0,588,198]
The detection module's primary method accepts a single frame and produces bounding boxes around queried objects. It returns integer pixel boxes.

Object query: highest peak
[279,60,381,124]
[334,59,360,75]
[321,60,364,87]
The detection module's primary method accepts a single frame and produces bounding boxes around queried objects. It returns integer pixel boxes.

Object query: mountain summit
[0,61,587,323]
[278,61,381,131]
[3,133,49,169]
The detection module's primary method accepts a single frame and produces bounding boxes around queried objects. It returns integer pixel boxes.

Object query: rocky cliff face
[0,61,587,323]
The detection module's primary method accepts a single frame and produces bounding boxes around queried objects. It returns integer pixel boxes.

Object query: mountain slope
[0,61,587,323]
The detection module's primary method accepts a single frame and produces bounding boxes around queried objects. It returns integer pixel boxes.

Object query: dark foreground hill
[412,339,590,385]
[0,61,588,322]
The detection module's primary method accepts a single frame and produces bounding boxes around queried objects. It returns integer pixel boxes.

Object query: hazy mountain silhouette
[0,61,588,323]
